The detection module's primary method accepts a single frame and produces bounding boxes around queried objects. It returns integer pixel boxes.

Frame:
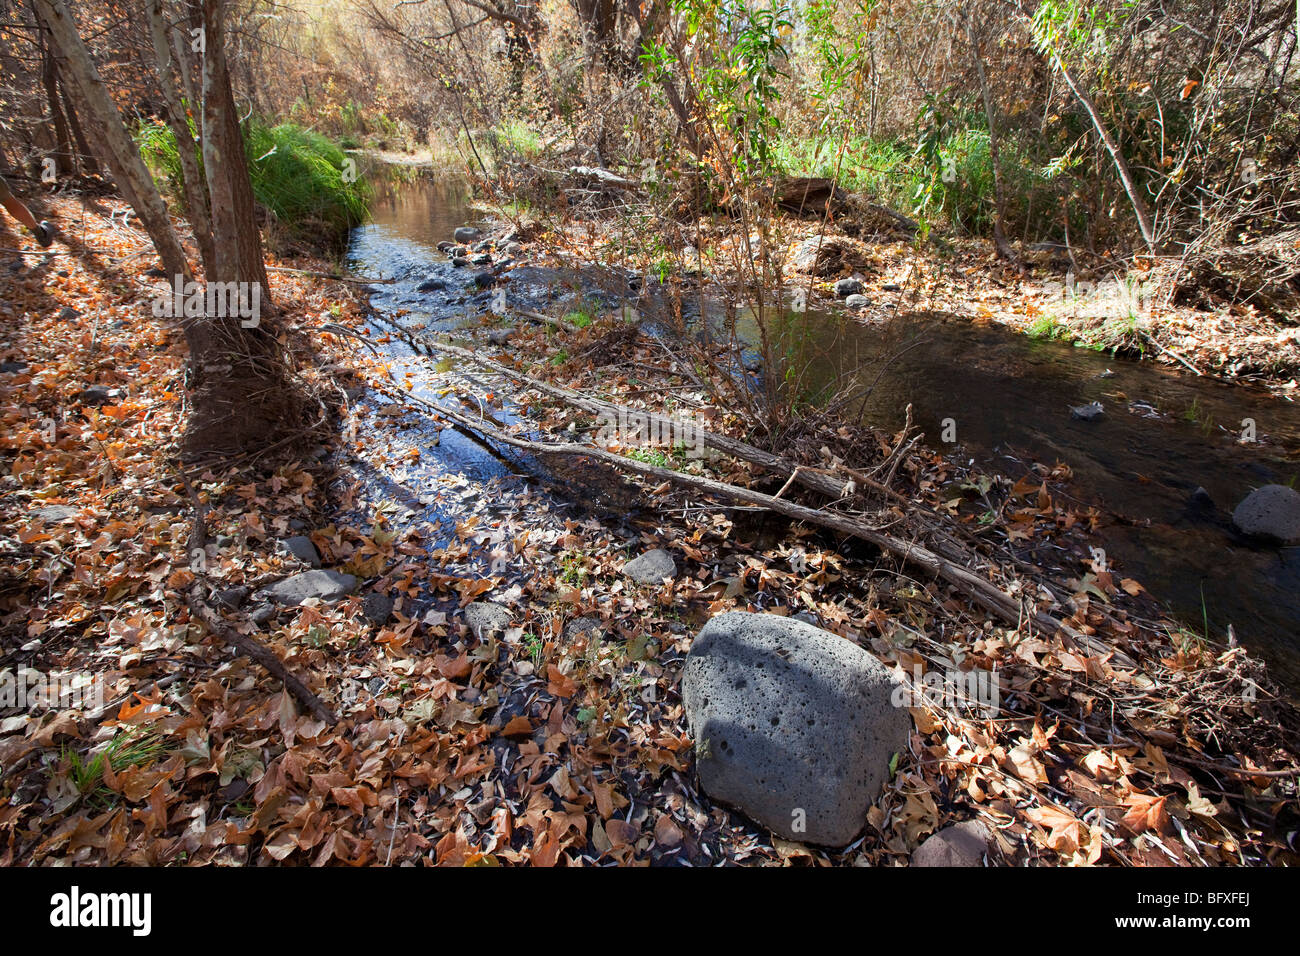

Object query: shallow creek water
[347,171,1300,694]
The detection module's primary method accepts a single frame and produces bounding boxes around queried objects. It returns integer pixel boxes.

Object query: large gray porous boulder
[682,611,911,847]
[1232,484,1300,545]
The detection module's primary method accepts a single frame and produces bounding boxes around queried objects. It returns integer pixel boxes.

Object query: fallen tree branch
[175,467,336,724]
[512,308,585,334]
[184,588,337,724]
[379,373,1132,667]
[407,331,996,566]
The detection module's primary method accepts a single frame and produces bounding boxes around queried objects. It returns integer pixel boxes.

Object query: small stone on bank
[31,504,77,524]
[464,601,512,637]
[265,570,357,606]
[911,820,994,867]
[361,592,395,625]
[622,548,677,584]
[278,535,321,568]
[682,611,910,847]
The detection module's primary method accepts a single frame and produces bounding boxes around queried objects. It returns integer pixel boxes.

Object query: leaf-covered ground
[1,195,1297,866]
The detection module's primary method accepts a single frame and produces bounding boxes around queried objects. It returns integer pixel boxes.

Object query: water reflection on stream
[349,170,1300,694]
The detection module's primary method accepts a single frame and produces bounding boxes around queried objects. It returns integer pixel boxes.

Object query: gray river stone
[1070,401,1105,421]
[464,601,512,637]
[844,294,871,309]
[278,535,321,568]
[453,226,482,244]
[265,570,357,606]
[911,820,993,867]
[564,615,607,642]
[1232,484,1300,545]
[361,592,395,625]
[31,504,78,524]
[789,236,857,276]
[834,277,864,297]
[214,586,250,609]
[76,385,113,406]
[682,611,910,847]
[622,548,677,584]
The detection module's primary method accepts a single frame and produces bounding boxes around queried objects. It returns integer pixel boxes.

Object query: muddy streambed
[346,171,1300,694]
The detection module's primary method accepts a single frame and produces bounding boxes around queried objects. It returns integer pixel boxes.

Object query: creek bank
[320,169,1300,863]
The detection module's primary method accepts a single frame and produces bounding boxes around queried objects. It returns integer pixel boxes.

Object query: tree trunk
[59,78,98,175]
[962,8,1016,261]
[631,0,702,157]
[33,0,190,280]
[177,0,303,459]
[148,0,216,275]
[40,32,73,176]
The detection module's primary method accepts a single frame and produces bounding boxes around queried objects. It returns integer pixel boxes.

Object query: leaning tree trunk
[1045,47,1159,256]
[33,0,190,280]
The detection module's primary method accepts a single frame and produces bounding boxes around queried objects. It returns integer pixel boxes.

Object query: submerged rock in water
[622,548,677,584]
[1187,486,1216,514]
[1070,401,1104,421]
[683,611,909,847]
[416,276,447,292]
[1232,484,1300,545]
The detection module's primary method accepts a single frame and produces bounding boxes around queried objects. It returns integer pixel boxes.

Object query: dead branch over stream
[352,322,1134,668]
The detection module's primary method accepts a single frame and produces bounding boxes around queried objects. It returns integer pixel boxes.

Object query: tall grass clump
[136,119,370,253]
[776,127,1057,240]
[244,123,371,250]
